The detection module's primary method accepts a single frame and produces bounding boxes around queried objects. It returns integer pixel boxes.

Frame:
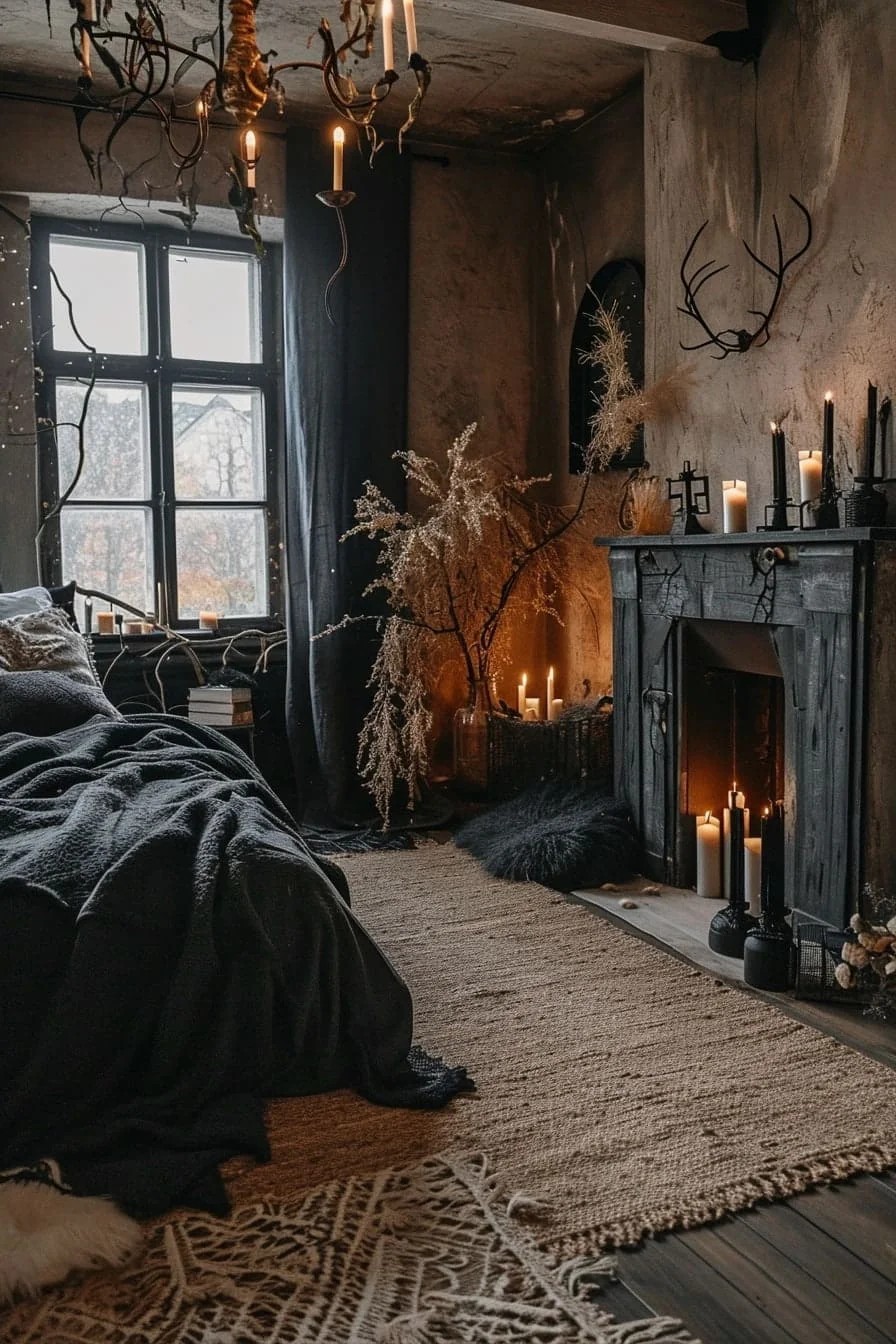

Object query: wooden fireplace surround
[604,529,896,927]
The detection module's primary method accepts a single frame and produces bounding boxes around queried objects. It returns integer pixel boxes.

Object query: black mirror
[569,259,645,474]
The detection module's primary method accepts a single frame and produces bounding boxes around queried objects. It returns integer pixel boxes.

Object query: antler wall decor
[678,195,812,359]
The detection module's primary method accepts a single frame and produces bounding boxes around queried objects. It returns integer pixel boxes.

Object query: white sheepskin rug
[0,1161,142,1304]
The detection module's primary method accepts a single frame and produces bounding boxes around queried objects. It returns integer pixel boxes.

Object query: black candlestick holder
[759,499,800,531]
[708,798,758,958]
[743,802,792,989]
[667,460,710,535]
[316,188,357,325]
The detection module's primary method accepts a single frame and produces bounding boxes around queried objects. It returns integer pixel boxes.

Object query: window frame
[31,217,283,630]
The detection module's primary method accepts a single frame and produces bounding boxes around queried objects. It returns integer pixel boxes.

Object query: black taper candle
[865,381,878,480]
[774,428,786,500]
[728,803,746,910]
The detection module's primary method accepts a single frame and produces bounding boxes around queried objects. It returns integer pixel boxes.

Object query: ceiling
[0,1,746,151]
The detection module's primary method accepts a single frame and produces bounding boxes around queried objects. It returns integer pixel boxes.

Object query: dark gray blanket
[0,674,469,1215]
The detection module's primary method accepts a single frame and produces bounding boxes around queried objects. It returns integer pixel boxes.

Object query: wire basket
[793,923,877,1006]
[485,700,613,801]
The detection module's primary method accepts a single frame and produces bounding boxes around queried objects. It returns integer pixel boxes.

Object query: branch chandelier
[67,1,432,248]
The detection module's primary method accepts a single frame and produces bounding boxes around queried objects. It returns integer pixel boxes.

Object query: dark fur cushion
[454,781,636,891]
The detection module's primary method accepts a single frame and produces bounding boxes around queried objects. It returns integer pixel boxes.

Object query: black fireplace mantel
[601,528,896,926]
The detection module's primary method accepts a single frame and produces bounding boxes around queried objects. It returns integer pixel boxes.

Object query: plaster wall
[645,0,896,526]
[534,86,646,705]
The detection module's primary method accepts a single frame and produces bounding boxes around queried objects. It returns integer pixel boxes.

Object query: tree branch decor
[319,306,691,824]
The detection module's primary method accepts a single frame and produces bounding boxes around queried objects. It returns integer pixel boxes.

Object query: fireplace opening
[678,620,785,888]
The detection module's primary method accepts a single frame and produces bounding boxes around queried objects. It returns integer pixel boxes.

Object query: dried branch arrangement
[320,305,691,824]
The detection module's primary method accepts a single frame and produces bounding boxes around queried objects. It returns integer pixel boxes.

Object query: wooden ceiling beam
[431,1,747,55]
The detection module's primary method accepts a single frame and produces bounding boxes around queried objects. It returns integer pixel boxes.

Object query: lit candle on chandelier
[403,0,419,57]
[381,0,395,72]
[243,129,257,189]
[332,125,345,192]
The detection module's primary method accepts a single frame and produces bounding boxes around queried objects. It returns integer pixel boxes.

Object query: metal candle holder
[316,188,357,325]
[845,390,889,526]
[759,423,799,530]
[708,790,758,958]
[667,460,710,535]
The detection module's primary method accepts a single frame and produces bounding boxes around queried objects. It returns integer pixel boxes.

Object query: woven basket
[485,700,613,801]
[793,923,876,1006]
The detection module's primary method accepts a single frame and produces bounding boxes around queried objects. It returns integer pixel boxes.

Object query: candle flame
[244,129,256,159]
[825,390,833,402]
[763,805,770,816]
[333,126,345,145]
[732,780,737,791]
[704,810,712,824]
[770,421,777,432]
[548,665,554,678]
[522,672,527,687]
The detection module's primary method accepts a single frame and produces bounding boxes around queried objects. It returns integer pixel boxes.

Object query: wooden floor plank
[731,1200,896,1338]
[787,1182,896,1282]
[617,1234,799,1344]
[709,1215,892,1344]
[592,1277,662,1326]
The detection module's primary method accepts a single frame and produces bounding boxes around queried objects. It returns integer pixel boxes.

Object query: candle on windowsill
[696,811,721,899]
[123,620,143,636]
[722,479,748,533]
[798,450,822,505]
[517,672,527,716]
[198,610,219,631]
[96,611,115,634]
[524,697,541,720]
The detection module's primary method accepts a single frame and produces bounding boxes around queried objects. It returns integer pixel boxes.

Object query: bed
[0,602,469,1217]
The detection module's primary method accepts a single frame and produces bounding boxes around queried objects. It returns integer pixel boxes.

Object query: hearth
[605,529,896,926]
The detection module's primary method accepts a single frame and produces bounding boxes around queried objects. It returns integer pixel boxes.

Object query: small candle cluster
[695,783,783,917]
[715,385,888,533]
[516,667,564,721]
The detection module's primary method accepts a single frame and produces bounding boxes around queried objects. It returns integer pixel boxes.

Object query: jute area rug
[230,843,896,1255]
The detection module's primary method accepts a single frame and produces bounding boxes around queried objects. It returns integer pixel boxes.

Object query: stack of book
[187,686,254,728]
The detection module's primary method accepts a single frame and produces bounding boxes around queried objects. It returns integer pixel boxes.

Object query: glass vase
[452,679,490,794]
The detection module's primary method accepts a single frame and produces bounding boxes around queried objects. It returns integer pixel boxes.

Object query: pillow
[454,781,636,890]
[0,671,120,735]
[0,608,101,687]
[0,587,52,620]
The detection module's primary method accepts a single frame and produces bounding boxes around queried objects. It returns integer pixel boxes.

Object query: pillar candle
[744,838,762,917]
[546,666,555,716]
[517,673,527,716]
[332,126,345,192]
[722,479,748,533]
[696,812,722,899]
[123,620,143,636]
[381,0,395,70]
[551,698,564,719]
[403,0,418,56]
[96,611,114,634]
[525,697,541,720]
[199,610,219,631]
[798,450,822,505]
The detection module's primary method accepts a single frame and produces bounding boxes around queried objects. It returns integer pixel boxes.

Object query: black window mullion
[147,238,175,626]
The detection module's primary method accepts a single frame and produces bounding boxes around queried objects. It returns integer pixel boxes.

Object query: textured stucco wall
[534,86,646,705]
[645,0,896,527]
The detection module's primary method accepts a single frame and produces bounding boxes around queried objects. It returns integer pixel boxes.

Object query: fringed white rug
[1,1154,696,1343]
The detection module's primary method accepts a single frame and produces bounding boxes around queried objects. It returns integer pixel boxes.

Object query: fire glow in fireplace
[606,529,896,927]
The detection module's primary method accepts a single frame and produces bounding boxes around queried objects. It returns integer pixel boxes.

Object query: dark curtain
[283,128,410,823]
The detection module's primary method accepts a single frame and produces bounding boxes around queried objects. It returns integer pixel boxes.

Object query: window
[32,221,282,629]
